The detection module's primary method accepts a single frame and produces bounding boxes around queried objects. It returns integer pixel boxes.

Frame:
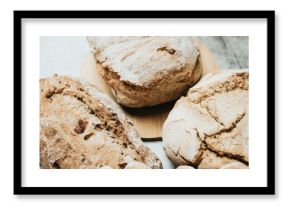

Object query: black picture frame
[14,10,275,195]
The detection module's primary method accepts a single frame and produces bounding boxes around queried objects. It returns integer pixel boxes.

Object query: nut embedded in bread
[162,70,249,169]
[40,75,162,169]
[88,36,201,108]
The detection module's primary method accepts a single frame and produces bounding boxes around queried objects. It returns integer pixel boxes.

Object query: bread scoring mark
[120,50,135,61]
[157,46,176,55]
[185,128,249,168]
[193,115,248,166]
[206,112,246,137]
[201,104,225,127]
[203,113,248,164]
[165,146,197,168]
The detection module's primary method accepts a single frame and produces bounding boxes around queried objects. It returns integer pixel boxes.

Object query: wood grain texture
[80,42,220,139]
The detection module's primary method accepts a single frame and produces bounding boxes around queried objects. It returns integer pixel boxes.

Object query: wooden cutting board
[80,41,220,140]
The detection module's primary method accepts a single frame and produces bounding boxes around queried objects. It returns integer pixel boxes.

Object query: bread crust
[88,36,201,107]
[162,70,249,169]
[220,162,248,169]
[176,165,195,169]
[40,75,162,169]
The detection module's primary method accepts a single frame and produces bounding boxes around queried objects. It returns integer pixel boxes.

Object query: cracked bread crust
[162,70,249,169]
[88,36,201,107]
[40,75,162,169]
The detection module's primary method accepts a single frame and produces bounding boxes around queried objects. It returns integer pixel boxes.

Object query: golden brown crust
[220,162,249,169]
[162,70,249,169]
[89,36,201,107]
[40,75,162,169]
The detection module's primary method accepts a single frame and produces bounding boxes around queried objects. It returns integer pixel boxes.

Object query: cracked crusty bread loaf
[40,75,162,169]
[162,70,249,169]
[87,36,201,107]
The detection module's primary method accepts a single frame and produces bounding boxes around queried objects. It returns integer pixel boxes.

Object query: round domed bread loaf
[87,36,201,107]
[162,70,249,169]
[40,75,162,169]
